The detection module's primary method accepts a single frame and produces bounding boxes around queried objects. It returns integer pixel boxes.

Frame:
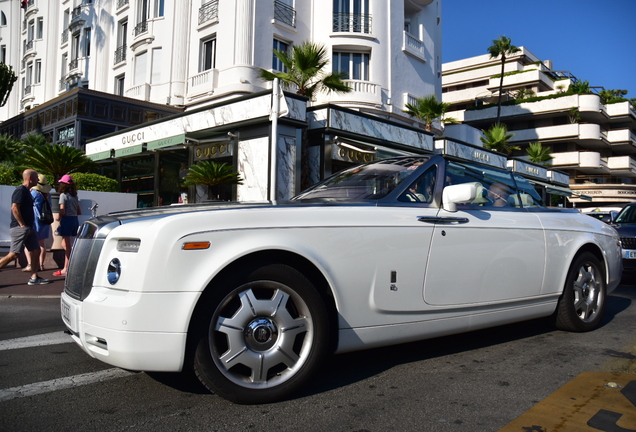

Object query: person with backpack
[22,174,53,272]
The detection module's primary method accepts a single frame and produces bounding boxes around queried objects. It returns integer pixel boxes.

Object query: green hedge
[71,172,119,192]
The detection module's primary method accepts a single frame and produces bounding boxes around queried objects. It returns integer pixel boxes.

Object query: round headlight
[107,258,121,285]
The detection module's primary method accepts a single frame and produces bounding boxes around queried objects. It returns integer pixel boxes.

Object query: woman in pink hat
[54,174,81,276]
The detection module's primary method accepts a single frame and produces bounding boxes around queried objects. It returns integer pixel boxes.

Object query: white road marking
[0,368,135,402]
[0,332,73,351]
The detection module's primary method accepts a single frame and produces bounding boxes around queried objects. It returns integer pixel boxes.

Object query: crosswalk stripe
[0,332,73,351]
[0,369,136,402]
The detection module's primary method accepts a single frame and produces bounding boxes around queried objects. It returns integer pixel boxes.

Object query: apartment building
[442,47,636,208]
[0,0,442,204]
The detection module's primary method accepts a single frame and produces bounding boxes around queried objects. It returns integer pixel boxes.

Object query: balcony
[199,0,219,26]
[316,79,382,107]
[188,69,219,99]
[61,30,69,45]
[69,58,79,71]
[114,44,126,64]
[608,156,636,178]
[133,20,148,37]
[126,83,150,101]
[274,0,296,28]
[551,151,609,175]
[117,0,129,9]
[332,13,372,34]
[607,128,636,152]
[402,31,425,62]
[59,78,67,93]
[509,123,609,149]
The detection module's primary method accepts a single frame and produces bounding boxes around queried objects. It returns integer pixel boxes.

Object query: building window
[333,0,371,33]
[333,51,369,81]
[70,32,80,69]
[134,51,147,86]
[84,28,91,57]
[1,11,6,27]
[0,45,5,63]
[151,47,162,83]
[200,36,216,72]
[154,0,164,17]
[34,59,42,84]
[115,74,125,96]
[37,17,44,39]
[272,39,288,72]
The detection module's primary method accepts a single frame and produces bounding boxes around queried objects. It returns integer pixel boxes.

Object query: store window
[158,150,188,206]
[122,156,156,208]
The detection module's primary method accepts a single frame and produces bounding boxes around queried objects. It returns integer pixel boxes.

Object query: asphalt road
[0,285,635,432]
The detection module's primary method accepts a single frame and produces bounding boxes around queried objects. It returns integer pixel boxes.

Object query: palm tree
[0,63,18,107]
[259,41,351,99]
[568,80,591,94]
[403,95,452,132]
[513,88,536,101]
[480,123,519,155]
[526,142,553,166]
[183,160,243,201]
[487,36,520,123]
[0,133,25,163]
[21,142,95,188]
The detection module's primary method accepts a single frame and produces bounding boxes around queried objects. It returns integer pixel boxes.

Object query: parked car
[585,209,619,224]
[61,155,622,404]
[610,202,636,273]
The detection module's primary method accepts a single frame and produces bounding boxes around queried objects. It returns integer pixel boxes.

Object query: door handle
[417,216,469,224]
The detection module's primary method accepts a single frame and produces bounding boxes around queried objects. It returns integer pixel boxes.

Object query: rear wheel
[555,252,606,332]
[192,264,329,404]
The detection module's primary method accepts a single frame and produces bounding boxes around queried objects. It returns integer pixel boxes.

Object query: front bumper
[61,288,200,372]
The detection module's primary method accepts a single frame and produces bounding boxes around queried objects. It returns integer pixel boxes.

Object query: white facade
[442,47,636,207]
[1,0,441,124]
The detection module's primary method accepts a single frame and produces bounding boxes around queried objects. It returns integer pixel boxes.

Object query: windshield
[293,156,430,200]
[615,205,636,223]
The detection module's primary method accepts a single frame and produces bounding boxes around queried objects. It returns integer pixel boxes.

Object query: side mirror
[442,183,477,212]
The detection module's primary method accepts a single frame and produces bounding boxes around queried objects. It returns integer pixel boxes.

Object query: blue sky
[442,0,635,97]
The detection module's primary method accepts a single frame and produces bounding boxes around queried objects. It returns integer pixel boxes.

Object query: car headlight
[107,258,122,285]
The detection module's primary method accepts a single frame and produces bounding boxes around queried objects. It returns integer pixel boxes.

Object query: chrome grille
[64,219,120,301]
[621,237,636,250]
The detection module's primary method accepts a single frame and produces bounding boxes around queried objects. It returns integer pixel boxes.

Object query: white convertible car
[61,155,622,404]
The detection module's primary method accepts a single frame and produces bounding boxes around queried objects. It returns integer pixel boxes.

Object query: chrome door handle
[417,216,469,224]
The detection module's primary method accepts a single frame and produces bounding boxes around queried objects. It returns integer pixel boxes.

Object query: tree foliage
[526,142,553,166]
[259,41,351,99]
[0,63,18,107]
[183,160,243,201]
[403,95,452,132]
[0,133,25,163]
[71,172,120,192]
[21,142,95,188]
[480,123,519,155]
[487,36,521,124]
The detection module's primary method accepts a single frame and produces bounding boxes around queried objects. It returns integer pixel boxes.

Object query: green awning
[87,150,112,161]
[115,144,144,157]
[147,134,186,151]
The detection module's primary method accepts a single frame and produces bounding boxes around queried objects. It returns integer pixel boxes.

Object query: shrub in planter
[71,172,119,192]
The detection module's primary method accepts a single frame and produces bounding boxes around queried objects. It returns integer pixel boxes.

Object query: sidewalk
[0,264,66,298]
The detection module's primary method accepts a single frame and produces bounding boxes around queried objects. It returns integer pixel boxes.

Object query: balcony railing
[133,20,148,36]
[71,6,82,20]
[59,78,67,92]
[403,31,425,61]
[69,58,79,70]
[332,13,372,33]
[114,44,126,64]
[25,39,34,52]
[61,30,69,45]
[23,85,32,96]
[274,0,296,27]
[199,0,219,25]
[117,0,129,9]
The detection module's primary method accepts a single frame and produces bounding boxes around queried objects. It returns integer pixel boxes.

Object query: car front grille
[621,237,636,250]
[64,219,120,301]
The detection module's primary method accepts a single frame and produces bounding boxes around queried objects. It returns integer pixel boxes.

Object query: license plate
[627,251,636,259]
[61,298,78,333]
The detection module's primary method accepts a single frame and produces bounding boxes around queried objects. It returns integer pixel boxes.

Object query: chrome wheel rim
[572,262,603,323]
[209,281,314,389]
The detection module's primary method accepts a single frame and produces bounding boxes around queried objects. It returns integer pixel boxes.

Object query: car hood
[611,222,636,237]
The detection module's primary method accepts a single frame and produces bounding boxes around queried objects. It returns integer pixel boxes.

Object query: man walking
[0,169,51,285]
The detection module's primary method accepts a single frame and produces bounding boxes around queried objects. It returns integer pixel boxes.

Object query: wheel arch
[184,249,340,366]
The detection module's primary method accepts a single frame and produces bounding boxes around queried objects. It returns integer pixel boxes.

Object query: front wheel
[192,264,330,404]
[554,252,606,332]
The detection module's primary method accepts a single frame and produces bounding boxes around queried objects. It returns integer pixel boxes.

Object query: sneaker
[28,277,51,285]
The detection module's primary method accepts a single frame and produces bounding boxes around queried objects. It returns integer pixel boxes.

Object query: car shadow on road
[298,286,634,400]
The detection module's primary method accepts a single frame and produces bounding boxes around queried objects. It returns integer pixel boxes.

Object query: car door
[422,165,547,306]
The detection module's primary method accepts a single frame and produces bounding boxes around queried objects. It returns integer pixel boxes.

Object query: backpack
[39,196,54,225]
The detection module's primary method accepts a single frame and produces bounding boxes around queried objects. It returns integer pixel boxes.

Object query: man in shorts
[0,169,51,285]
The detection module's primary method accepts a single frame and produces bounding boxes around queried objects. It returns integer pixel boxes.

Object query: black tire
[192,264,329,404]
[555,252,606,332]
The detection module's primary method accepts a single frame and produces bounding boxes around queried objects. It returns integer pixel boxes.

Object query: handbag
[39,196,54,225]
